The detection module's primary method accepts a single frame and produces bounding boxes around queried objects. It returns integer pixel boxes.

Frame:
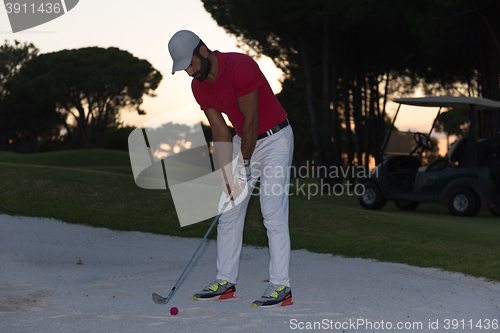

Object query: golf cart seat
[476,138,497,165]
[477,138,500,185]
[417,137,467,172]
[448,137,467,162]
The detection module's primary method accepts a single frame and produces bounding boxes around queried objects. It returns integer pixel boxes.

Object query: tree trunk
[19,133,25,153]
[331,65,343,180]
[29,128,38,153]
[363,75,370,168]
[351,71,363,168]
[99,107,110,149]
[343,68,355,188]
[56,113,74,148]
[75,105,90,148]
[375,73,390,164]
[367,73,377,168]
[299,34,323,168]
[320,20,335,193]
[0,128,6,151]
[480,47,500,139]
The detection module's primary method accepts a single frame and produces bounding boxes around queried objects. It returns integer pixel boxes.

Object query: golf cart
[358,96,500,217]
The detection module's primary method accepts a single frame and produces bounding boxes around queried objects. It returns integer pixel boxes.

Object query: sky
[0,0,283,127]
[0,0,446,152]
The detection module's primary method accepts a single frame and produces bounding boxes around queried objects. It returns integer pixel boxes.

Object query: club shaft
[167,196,232,299]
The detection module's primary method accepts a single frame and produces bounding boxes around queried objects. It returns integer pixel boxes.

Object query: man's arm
[204,108,233,143]
[237,88,259,160]
[204,108,234,194]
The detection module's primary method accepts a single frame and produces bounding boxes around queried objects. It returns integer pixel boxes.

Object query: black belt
[257,118,289,140]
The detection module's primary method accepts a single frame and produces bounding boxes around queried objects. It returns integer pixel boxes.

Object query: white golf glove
[232,158,251,189]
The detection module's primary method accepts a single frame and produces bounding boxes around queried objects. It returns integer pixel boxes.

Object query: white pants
[215,126,294,287]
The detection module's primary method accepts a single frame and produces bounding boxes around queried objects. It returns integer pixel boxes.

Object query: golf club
[152,192,234,304]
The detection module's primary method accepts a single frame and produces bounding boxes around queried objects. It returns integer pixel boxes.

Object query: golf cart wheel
[488,205,500,217]
[358,182,386,210]
[447,188,481,217]
[394,200,420,211]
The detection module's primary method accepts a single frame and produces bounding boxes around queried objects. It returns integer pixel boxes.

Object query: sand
[1,214,498,332]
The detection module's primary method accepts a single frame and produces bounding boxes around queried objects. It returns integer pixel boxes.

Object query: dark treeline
[202,0,500,192]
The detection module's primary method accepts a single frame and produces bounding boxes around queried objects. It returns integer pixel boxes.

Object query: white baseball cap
[168,30,200,75]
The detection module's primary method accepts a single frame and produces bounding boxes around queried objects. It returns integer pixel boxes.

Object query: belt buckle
[259,119,288,140]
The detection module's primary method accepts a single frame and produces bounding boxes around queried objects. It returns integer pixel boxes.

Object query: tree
[0,40,38,150]
[202,0,422,191]
[9,47,162,148]
[433,108,470,146]
[4,73,62,153]
[201,0,500,193]
[410,0,500,137]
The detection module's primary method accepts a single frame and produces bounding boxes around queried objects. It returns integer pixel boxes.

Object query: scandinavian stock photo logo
[128,106,372,227]
[3,0,79,33]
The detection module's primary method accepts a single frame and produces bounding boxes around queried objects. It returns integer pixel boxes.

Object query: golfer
[168,30,294,307]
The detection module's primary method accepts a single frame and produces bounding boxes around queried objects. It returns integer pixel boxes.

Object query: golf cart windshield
[383,96,500,166]
[385,131,418,156]
[392,96,500,143]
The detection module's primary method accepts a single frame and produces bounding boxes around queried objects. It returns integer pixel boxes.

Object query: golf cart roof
[393,96,500,110]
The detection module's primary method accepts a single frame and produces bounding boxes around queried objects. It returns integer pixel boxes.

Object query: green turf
[0,150,499,281]
[0,149,133,175]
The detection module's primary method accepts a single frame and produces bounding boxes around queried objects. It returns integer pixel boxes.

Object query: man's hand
[229,157,251,199]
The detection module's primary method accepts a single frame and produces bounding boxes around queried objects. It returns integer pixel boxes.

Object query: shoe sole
[252,297,293,307]
[193,292,236,301]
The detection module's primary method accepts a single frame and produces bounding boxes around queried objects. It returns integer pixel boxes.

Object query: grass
[1,149,499,281]
[0,149,133,175]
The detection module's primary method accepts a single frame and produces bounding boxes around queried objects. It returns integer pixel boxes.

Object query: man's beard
[193,55,211,82]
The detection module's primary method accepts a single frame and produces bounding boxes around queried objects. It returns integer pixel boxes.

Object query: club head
[152,293,168,304]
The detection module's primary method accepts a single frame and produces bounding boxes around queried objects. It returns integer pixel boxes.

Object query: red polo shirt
[192,51,287,137]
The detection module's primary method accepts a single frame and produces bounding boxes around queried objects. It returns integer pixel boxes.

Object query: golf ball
[170,307,178,315]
